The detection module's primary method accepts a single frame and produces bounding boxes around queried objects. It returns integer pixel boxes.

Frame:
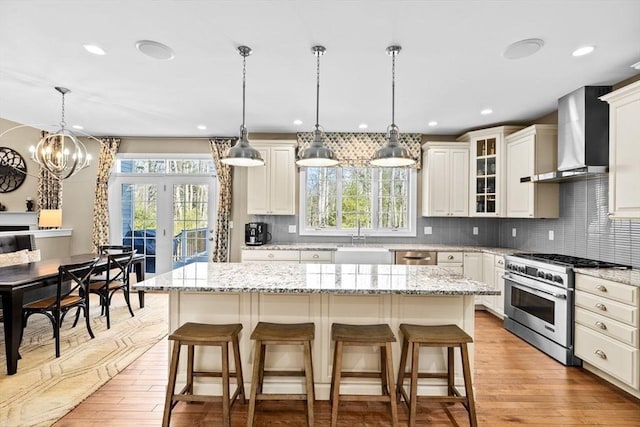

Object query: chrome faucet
[351,219,366,245]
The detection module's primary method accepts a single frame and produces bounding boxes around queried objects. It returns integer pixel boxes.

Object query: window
[300,167,416,236]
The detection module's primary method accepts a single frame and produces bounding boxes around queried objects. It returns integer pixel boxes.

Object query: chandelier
[29,86,92,179]
[370,46,415,167]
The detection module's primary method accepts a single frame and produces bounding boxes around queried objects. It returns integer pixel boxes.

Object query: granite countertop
[574,267,640,288]
[241,243,521,256]
[133,262,498,296]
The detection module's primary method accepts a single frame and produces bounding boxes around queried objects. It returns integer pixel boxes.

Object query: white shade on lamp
[38,209,62,228]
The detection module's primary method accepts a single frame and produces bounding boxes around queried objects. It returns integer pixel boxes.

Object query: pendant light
[370,45,415,167]
[28,86,93,179]
[221,45,264,167]
[296,45,338,167]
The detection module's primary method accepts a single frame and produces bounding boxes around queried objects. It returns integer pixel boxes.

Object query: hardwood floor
[54,311,640,426]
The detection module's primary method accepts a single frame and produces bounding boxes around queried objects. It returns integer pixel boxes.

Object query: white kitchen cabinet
[505,125,559,218]
[493,265,505,317]
[481,253,496,310]
[463,252,482,281]
[421,142,469,217]
[457,126,523,217]
[437,251,463,275]
[247,140,297,215]
[600,80,640,219]
[241,249,334,264]
[574,273,639,398]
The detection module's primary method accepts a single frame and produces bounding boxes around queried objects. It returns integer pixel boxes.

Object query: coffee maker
[245,222,270,246]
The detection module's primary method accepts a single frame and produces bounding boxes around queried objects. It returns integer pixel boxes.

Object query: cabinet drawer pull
[312,254,319,259]
[448,255,454,260]
[595,321,607,330]
[497,259,504,265]
[594,350,607,360]
[595,303,607,311]
[596,285,608,292]
[268,253,274,258]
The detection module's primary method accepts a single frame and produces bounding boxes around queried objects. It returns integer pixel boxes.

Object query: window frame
[298,166,417,237]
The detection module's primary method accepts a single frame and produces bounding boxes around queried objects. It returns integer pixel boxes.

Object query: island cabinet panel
[167,291,477,400]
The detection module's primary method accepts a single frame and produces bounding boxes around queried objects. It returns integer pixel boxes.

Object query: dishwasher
[394,250,437,265]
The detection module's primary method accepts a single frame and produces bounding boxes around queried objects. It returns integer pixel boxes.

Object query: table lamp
[38,209,62,229]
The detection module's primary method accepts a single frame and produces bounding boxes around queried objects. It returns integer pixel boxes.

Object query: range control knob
[537,271,545,278]
[545,272,553,280]
[553,275,563,284]
[519,266,526,273]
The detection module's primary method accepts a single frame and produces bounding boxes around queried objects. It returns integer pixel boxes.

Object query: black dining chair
[22,257,99,358]
[86,249,136,329]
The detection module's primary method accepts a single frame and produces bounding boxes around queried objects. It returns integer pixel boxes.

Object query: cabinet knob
[498,259,504,265]
[595,321,607,330]
[268,253,274,258]
[596,285,607,292]
[594,349,607,360]
[595,303,607,311]
[312,254,319,259]
[448,255,454,260]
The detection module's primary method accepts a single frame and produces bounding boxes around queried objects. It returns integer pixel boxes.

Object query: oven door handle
[503,274,567,299]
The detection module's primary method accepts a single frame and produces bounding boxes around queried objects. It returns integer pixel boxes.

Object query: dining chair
[86,250,135,329]
[22,257,99,358]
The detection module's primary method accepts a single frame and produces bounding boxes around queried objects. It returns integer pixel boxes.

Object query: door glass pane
[173,184,209,268]
[121,183,157,274]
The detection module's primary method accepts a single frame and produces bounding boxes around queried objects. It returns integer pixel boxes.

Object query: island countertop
[133,262,498,295]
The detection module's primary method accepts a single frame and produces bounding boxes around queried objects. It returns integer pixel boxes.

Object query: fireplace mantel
[0,212,38,231]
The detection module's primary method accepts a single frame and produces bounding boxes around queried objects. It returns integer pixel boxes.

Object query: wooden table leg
[2,290,24,375]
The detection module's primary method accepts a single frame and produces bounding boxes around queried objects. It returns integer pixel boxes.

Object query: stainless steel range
[503,253,630,366]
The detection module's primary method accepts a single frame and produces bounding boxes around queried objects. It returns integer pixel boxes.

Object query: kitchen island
[134,262,497,399]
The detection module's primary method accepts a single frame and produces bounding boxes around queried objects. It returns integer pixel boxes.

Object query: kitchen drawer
[299,250,333,263]
[576,274,639,305]
[437,252,463,264]
[575,307,639,347]
[575,290,639,327]
[494,256,506,269]
[241,250,300,262]
[575,324,639,389]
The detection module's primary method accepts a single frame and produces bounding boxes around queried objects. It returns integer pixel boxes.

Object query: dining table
[0,252,145,375]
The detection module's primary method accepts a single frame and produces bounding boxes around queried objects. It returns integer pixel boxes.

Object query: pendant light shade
[221,45,264,167]
[370,45,415,167]
[297,45,338,167]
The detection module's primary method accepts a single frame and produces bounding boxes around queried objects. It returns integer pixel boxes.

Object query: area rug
[0,292,168,427]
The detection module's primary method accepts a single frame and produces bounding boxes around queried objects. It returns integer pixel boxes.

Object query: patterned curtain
[297,131,422,169]
[36,131,63,210]
[209,138,236,262]
[91,137,121,252]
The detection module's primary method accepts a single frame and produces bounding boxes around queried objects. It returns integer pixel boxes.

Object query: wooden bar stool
[162,322,245,427]
[330,323,398,427]
[396,324,478,427]
[248,322,315,427]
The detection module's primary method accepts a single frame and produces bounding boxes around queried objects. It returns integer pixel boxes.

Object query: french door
[109,176,217,275]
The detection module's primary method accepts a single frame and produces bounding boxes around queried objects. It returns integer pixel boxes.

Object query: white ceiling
[1,0,639,138]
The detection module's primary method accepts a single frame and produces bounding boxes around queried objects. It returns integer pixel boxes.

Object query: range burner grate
[513,253,631,269]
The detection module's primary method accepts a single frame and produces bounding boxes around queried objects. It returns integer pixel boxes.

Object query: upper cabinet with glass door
[457,126,523,217]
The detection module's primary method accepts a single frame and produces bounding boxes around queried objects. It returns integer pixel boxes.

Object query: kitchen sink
[334,246,393,264]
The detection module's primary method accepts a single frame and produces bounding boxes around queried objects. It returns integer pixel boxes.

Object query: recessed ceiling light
[135,40,175,60]
[358,123,368,129]
[83,44,106,55]
[503,38,544,60]
[480,108,493,115]
[428,121,438,127]
[631,61,640,70]
[197,125,207,130]
[293,119,303,125]
[72,124,84,130]
[572,46,595,57]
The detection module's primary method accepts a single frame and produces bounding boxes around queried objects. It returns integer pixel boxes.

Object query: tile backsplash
[252,175,640,268]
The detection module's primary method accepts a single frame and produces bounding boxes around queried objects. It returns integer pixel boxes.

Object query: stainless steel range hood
[529,86,612,183]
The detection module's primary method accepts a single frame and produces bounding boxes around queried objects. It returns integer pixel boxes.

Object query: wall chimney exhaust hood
[528,86,612,183]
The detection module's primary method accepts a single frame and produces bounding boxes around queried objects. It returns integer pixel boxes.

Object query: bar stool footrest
[256,393,309,401]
